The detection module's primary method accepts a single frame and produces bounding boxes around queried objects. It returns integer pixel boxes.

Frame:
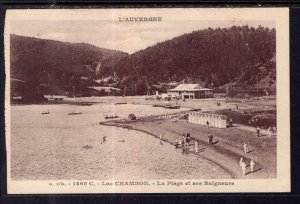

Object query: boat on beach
[152,104,164,107]
[164,105,181,109]
[153,103,180,109]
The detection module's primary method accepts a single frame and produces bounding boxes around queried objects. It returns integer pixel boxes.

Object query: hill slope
[116,25,276,92]
[10,34,128,95]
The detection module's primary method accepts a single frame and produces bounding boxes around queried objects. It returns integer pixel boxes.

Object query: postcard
[4,8,290,193]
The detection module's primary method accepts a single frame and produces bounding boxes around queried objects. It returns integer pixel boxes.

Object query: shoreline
[100,120,236,179]
[11,95,276,109]
[100,113,276,179]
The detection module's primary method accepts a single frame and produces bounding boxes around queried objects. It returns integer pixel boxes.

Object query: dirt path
[101,115,277,179]
[234,124,271,135]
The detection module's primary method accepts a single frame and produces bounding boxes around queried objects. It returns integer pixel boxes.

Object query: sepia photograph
[4,8,290,193]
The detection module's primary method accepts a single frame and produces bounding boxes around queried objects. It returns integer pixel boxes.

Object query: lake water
[10,103,231,180]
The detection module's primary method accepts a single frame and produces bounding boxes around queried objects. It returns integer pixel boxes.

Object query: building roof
[173,84,200,90]
[169,84,213,91]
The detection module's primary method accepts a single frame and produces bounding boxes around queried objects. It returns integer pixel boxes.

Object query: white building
[188,112,227,128]
[167,84,214,99]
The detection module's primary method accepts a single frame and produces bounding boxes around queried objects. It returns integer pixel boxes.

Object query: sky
[9,20,275,54]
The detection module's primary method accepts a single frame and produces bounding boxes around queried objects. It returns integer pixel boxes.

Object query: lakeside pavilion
[167,84,214,99]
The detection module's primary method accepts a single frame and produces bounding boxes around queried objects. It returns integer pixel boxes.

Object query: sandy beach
[10,96,276,180]
[101,107,277,179]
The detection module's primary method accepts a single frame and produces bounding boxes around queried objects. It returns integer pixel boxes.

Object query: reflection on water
[10,104,230,180]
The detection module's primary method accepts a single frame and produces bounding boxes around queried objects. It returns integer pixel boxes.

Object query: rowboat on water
[68,111,82,115]
[41,111,50,115]
[105,115,119,119]
[115,102,127,105]
[68,86,82,115]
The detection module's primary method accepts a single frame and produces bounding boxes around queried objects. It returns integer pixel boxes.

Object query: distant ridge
[10,34,128,95]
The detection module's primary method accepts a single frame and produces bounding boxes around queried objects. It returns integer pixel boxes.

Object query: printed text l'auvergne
[118,17,162,22]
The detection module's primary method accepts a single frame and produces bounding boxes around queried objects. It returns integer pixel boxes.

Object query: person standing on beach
[186,133,191,148]
[182,134,186,148]
[250,159,256,173]
[256,126,260,137]
[208,134,213,144]
[178,137,182,147]
[239,156,244,167]
[160,134,163,145]
[229,118,233,127]
[241,161,247,175]
[184,136,189,150]
[243,143,249,154]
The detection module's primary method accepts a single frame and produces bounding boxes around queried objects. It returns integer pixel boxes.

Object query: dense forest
[10,25,276,100]
[10,34,128,96]
[116,25,276,90]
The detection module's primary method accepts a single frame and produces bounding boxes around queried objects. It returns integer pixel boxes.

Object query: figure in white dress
[239,156,244,167]
[243,143,249,154]
[250,159,256,173]
[241,161,247,175]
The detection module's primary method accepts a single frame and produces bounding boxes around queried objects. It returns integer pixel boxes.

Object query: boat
[68,111,82,115]
[152,104,163,107]
[41,111,50,115]
[68,86,82,115]
[164,105,181,109]
[105,115,119,119]
[115,102,127,105]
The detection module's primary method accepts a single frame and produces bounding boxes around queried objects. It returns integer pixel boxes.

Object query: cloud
[39,32,71,41]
